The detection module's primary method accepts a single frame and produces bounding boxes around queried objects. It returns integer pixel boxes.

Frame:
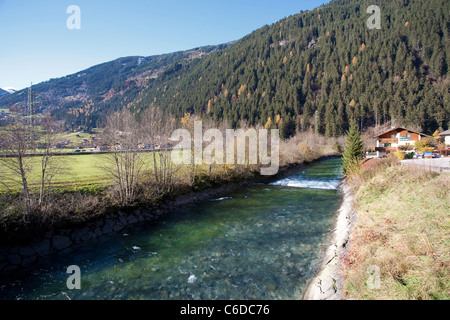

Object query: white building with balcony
[374,127,429,158]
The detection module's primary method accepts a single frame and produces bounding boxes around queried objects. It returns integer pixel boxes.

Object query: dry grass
[343,162,450,300]
[279,132,343,166]
[345,156,399,190]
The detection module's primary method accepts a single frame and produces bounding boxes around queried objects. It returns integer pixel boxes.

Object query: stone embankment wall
[0,207,169,274]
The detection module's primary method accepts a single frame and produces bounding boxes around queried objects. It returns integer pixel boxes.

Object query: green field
[0,150,235,193]
[0,153,157,192]
[59,129,102,148]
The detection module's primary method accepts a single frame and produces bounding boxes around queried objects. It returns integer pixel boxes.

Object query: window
[390,134,396,139]
[406,133,411,139]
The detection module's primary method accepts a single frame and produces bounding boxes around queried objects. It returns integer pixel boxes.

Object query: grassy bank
[343,159,450,300]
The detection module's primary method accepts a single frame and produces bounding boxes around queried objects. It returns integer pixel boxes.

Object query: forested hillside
[1,0,448,136]
[129,0,449,137]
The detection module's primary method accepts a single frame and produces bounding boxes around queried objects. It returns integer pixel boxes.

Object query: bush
[394,151,405,160]
[404,153,414,159]
[398,144,414,151]
[415,138,434,153]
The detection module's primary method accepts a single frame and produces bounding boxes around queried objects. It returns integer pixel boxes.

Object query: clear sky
[0,0,329,90]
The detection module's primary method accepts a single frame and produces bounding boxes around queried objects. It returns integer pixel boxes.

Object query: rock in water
[52,235,72,251]
[188,275,197,284]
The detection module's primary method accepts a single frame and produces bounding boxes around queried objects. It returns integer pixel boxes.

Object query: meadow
[0,152,152,193]
[1,151,222,193]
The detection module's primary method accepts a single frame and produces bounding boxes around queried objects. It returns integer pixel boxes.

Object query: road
[400,158,450,173]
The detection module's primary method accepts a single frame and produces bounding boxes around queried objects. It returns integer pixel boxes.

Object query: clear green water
[0,158,343,300]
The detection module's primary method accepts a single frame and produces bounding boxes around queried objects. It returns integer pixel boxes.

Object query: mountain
[0,0,448,136]
[0,87,17,98]
[0,44,232,130]
[1,87,18,94]
[0,89,9,98]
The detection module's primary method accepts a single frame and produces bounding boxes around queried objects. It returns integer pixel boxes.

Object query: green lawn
[0,150,240,193]
[49,153,112,188]
[0,153,158,192]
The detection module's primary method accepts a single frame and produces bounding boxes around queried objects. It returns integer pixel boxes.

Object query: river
[0,157,343,300]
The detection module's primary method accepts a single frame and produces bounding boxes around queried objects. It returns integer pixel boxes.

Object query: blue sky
[0,0,329,90]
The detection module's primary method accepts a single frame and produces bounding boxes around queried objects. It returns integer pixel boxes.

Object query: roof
[438,130,450,136]
[374,127,430,138]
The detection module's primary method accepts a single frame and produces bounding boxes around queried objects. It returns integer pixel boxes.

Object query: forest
[128,0,449,137]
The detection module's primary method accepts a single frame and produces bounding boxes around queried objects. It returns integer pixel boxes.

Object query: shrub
[415,138,434,153]
[394,150,405,160]
[398,144,414,151]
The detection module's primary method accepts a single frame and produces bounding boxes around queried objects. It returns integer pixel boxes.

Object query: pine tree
[342,119,363,175]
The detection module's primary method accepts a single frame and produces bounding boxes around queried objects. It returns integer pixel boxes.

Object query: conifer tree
[342,119,363,175]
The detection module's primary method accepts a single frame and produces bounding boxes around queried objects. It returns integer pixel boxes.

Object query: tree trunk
[39,151,50,207]
[18,153,31,217]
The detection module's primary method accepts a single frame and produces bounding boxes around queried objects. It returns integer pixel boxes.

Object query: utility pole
[27,82,35,144]
[27,82,33,128]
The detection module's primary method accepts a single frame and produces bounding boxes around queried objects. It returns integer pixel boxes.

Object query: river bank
[302,182,357,300]
[304,159,450,300]
[0,154,340,276]
[341,162,449,300]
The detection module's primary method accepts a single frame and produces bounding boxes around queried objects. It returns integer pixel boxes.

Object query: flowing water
[0,157,343,300]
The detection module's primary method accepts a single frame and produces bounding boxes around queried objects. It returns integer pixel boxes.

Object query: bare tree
[101,110,145,205]
[0,121,35,217]
[37,114,64,208]
[179,113,203,186]
[202,118,220,177]
[141,107,177,193]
